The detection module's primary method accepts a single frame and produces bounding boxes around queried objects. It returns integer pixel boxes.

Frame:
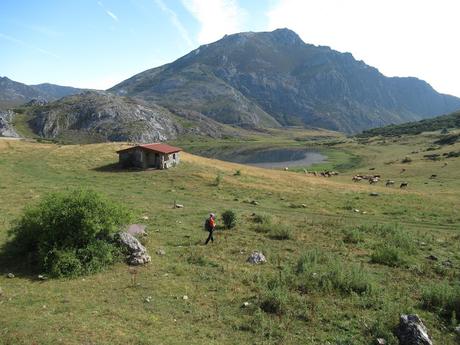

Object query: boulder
[396,314,433,345]
[6,273,15,279]
[126,224,147,236]
[247,251,266,264]
[117,231,151,265]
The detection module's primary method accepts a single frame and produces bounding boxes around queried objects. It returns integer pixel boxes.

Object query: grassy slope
[358,110,460,137]
[0,134,459,345]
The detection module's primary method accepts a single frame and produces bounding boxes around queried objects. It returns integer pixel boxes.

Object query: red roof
[117,143,182,154]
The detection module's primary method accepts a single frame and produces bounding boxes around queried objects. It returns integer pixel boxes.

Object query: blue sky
[1,0,459,96]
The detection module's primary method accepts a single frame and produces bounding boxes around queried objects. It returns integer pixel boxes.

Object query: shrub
[401,156,412,163]
[269,225,292,240]
[343,228,364,244]
[234,169,241,176]
[214,172,224,187]
[371,245,406,267]
[421,282,460,320]
[252,213,273,225]
[295,249,375,295]
[259,277,289,315]
[8,189,132,277]
[221,210,237,229]
[253,224,272,233]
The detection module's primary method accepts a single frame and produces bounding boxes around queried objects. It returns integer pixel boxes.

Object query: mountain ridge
[0,76,85,110]
[111,28,460,134]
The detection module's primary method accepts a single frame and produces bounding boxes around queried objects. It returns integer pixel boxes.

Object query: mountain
[31,83,85,100]
[357,109,460,137]
[22,91,236,143]
[0,76,84,109]
[110,28,460,134]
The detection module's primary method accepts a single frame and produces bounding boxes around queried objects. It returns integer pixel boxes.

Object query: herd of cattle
[351,174,408,188]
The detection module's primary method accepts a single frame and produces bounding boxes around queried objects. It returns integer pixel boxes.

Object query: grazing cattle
[386,180,395,187]
[284,167,289,171]
[352,176,362,182]
[369,177,379,184]
[400,182,408,188]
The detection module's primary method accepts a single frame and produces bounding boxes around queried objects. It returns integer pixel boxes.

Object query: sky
[0,0,459,96]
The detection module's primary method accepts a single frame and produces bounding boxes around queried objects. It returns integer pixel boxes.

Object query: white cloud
[154,0,194,47]
[267,0,460,96]
[98,1,119,22]
[106,10,119,22]
[182,0,246,44]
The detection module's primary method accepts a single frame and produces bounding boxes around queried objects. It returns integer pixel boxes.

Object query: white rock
[247,251,266,264]
[242,302,250,308]
[182,295,188,300]
[6,273,14,279]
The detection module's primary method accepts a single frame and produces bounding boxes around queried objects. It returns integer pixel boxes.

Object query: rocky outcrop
[26,91,236,143]
[0,110,19,137]
[117,231,151,265]
[396,314,433,345]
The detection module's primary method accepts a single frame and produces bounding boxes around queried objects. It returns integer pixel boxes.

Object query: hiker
[204,213,216,245]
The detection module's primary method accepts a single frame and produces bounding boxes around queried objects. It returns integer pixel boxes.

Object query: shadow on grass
[92,163,160,173]
[0,241,40,281]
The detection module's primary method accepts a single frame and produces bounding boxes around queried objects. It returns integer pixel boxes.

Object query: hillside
[0,76,84,110]
[358,110,460,137]
[111,28,460,134]
[13,91,240,143]
[0,133,459,344]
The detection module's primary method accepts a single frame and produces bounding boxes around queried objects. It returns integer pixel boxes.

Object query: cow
[369,177,379,184]
[352,176,362,182]
[386,180,395,187]
[400,182,408,188]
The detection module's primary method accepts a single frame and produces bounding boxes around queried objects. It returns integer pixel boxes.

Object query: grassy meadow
[0,130,459,344]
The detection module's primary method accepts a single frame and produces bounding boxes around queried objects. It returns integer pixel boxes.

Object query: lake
[193,146,327,169]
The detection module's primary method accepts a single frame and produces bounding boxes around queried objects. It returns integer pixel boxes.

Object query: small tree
[8,189,132,277]
[221,210,237,229]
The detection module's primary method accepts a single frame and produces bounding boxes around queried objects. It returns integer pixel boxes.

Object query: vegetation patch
[5,189,132,277]
[421,282,460,322]
[221,209,237,229]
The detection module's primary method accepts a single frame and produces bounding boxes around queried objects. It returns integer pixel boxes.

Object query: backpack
[204,218,211,231]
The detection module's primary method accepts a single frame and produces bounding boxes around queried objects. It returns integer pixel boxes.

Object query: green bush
[214,172,224,187]
[367,224,416,267]
[343,228,364,244]
[45,249,82,278]
[222,210,237,229]
[269,225,292,240]
[8,189,132,277]
[252,213,273,225]
[259,277,289,315]
[371,245,406,267]
[421,282,460,320]
[295,249,375,295]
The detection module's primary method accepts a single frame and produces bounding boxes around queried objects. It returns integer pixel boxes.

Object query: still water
[195,147,327,169]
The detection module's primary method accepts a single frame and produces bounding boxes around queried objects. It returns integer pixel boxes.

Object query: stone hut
[117,143,182,169]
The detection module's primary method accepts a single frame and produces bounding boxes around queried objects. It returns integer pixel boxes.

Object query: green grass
[0,131,459,344]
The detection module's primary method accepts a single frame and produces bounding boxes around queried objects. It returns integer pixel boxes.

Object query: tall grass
[422,282,460,321]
